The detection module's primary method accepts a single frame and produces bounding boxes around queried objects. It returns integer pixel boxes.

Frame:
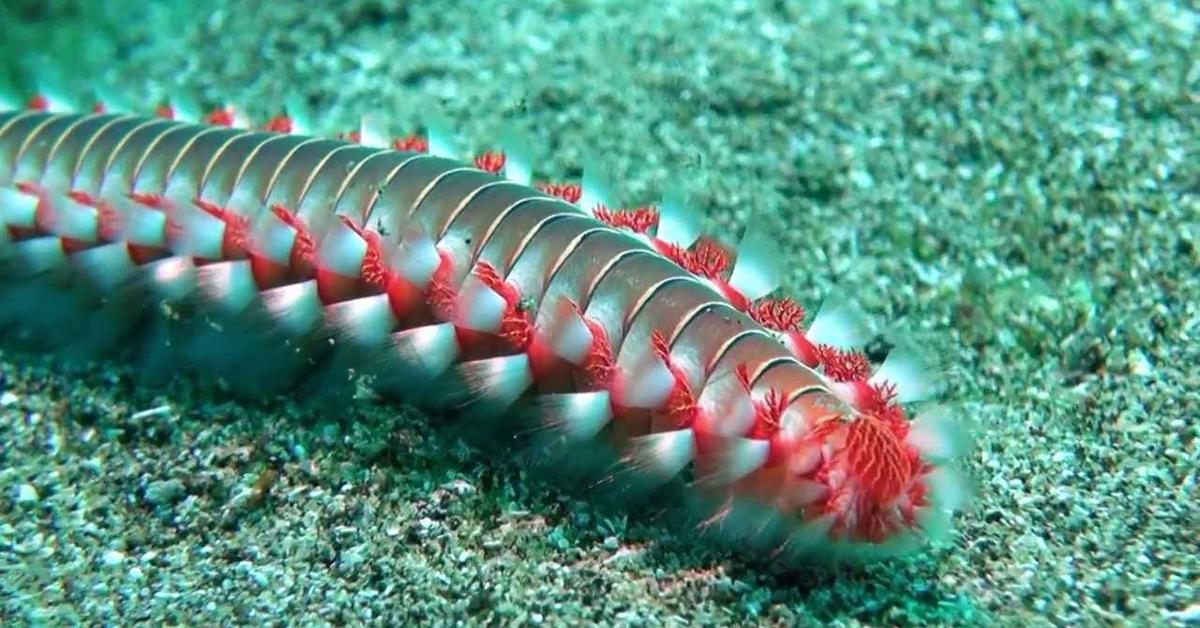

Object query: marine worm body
[0,100,967,562]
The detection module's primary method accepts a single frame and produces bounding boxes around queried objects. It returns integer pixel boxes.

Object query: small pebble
[143,479,187,506]
[100,550,126,567]
[13,483,38,507]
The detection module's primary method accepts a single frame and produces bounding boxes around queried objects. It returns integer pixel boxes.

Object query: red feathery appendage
[748,297,806,332]
[473,150,506,173]
[651,331,700,430]
[194,198,251,259]
[538,182,582,204]
[263,114,293,134]
[393,134,429,152]
[424,249,458,320]
[815,344,873,383]
[204,105,236,127]
[580,316,615,389]
[473,261,533,351]
[593,205,659,234]
[269,204,317,275]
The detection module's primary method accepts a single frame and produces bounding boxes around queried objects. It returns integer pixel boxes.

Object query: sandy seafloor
[0,0,1196,625]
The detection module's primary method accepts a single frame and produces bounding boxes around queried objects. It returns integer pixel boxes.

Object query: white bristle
[145,256,198,302]
[783,479,829,509]
[1,187,38,228]
[176,206,226,259]
[452,354,534,410]
[382,323,460,380]
[45,194,98,242]
[392,229,440,287]
[71,242,136,290]
[260,280,323,336]
[118,198,167,247]
[906,405,969,462]
[255,214,298,266]
[169,95,203,123]
[655,184,701,248]
[195,260,256,313]
[14,237,67,274]
[544,299,593,365]
[805,289,872,349]
[623,428,695,482]
[870,344,937,404]
[782,513,836,556]
[580,158,616,211]
[697,437,769,486]
[500,125,534,186]
[924,465,970,512]
[454,276,506,334]
[283,94,313,135]
[534,391,614,443]
[728,226,783,302]
[319,220,368,278]
[358,113,388,148]
[425,110,459,159]
[786,440,823,477]
[701,386,754,438]
[617,351,675,409]
[325,294,397,347]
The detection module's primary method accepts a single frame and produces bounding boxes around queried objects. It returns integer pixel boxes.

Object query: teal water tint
[0,0,1196,625]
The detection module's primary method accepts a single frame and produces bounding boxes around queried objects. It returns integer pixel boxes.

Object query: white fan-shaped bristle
[391,229,440,287]
[500,125,534,186]
[325,294,397,347]
[534,391,614,443]
[616,351,675,409]
[580,157,616,212]
[924,464,970,513]
[786,479,829,507]
[870,344,938,403]
[805,289,872,349]
[254,214,298,265]
[454,276,506,334]
[45,194,98,242]
[14,237,67,274]
[318,220,367,278]
[703,388,754,438]
[1,187,38,229]
[452,354,534,410]
[118,199,168,248]
[195,260,257,313]
[623,428,695,482]
[283,94,313,135]
[728,226,783,302]
[176,206,226,259]
[145,256,197,302]
[914,504,955,545]
[655,184,701,248]
[71,242,136,290]
[544,299,592,365]
[782,513,836,556]
[697,437,769,486]
[383,323,460,380]
[35,82,79,113]
[358,113,388,148]
[425,110,459,159]
[906,405,969,462]
[169,95,202,123]
[260,280,323,336]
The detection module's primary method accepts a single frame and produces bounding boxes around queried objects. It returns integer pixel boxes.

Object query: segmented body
[0,104,965,561]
